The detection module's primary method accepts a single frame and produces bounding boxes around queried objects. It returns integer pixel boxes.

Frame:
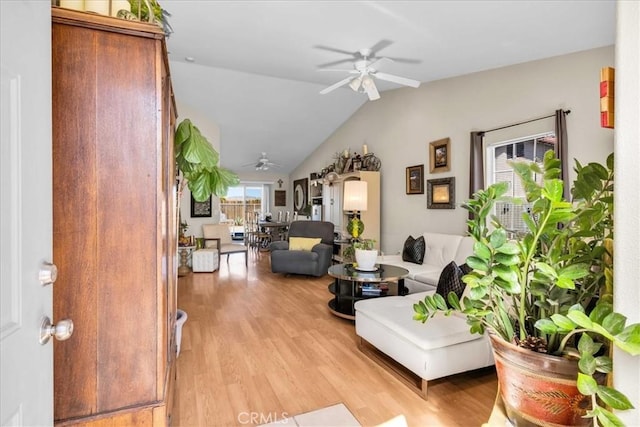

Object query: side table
[327,263,409,320]
[177,245,195,276]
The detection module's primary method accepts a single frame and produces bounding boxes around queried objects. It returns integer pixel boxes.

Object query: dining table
[257,221,290,243]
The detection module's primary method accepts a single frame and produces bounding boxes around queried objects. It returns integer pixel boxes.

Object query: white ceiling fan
[242,152,282,171]
[316,40,421,101]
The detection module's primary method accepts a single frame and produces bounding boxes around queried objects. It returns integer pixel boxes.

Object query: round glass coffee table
[327,263,409,320]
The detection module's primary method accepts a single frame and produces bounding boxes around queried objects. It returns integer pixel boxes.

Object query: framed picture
[406,165,424,194]
[427,177,455,209]
[429,137,451,173]
[191,194,212,217]
[293,178,308,212]
[274,190,286,207]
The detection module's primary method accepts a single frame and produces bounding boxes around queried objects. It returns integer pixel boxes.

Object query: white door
[1,1,55,425]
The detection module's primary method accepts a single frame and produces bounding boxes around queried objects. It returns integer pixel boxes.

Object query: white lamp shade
[343,180,368,211]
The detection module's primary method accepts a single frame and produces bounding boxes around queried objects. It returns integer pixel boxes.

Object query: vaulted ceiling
[164,1,616,174]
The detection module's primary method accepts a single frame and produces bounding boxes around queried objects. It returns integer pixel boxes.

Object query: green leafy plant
[342,238,376,263]
[353,239,376,250]
[175,118,239,202]
[413,150,639,425]
[128,0,173,36]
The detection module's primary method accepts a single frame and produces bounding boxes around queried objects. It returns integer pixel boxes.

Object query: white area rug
[259,403,361,427]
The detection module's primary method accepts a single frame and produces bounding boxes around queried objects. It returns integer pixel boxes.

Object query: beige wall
[293,46,615,254]
[613,0,640,423]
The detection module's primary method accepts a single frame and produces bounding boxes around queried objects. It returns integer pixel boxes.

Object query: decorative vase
[355,249,377,270]
[347,217,364,239]
[489,332,599,426]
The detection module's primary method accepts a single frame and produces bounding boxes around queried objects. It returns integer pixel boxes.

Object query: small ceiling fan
[242,152,281,171]
[316,40,422,101]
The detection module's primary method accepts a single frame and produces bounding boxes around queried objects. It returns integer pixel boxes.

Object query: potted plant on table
[413,150,639,426]
[353,238,378,271]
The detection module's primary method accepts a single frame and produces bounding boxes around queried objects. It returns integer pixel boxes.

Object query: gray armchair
[270,221,334,277]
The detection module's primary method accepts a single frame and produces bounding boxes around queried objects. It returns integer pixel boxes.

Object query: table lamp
[343,180,368,240]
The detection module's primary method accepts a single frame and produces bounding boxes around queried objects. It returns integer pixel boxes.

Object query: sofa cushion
[354,296,483,350]
[454,236,475,265]
[402,235,425,264]
[435,261,466,306]
[422,232,463,268]
[377,255,439,281]
[289,237,321,251]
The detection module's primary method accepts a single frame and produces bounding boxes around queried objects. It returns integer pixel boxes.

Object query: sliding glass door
[220,185,265,226]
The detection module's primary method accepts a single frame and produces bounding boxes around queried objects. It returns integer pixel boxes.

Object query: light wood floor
[173,251,497,427]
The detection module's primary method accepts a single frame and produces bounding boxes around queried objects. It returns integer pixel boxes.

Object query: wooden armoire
[52,8,178,425]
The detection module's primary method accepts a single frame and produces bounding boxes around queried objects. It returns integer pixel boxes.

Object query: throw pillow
[289,237,321,251]
[435,261,467,307]
[402,235,425,264]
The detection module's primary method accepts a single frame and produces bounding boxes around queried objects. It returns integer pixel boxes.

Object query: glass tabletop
[328,263,409,282]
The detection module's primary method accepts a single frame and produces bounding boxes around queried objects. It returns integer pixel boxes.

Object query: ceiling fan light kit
[317,42,421,101]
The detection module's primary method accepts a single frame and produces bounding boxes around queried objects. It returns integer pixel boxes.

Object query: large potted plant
[413,151,639,426]
[175,118,239,204]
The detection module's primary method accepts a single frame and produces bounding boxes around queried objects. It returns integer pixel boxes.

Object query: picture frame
[274,190,286,207]
[191,194,212,217]
[293,178,308,212]
[427,177,455,209]
[406,165,424,194]
[429,137,451,173]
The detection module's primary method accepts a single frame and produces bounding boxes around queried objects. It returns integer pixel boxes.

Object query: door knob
[39,262,58,286]
[39,316,73,344]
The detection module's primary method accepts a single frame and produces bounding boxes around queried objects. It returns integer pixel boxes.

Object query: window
[486,132,556,234]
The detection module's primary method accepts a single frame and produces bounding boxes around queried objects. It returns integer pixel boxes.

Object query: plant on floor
[413,150,639,425]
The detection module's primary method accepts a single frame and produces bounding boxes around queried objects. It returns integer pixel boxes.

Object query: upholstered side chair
[202,223,248,267]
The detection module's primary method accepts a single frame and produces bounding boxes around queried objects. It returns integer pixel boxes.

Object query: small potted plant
[413,150,639,426]
[352,238,377,271]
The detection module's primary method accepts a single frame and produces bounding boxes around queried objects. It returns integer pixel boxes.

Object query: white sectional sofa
[354,232,495,399]
[377,232,475,294]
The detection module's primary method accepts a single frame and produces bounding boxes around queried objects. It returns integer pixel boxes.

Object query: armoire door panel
[52,23,100,420]
[94,31,159,411]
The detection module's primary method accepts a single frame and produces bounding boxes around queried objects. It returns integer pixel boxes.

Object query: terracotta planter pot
[489,333,594,426]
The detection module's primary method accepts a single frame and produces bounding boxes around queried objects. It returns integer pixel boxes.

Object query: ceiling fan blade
[313,45,356,56]
[317,69,359,75]
[317,58,356,69]
[374,72,421,88]
[367,56,392,70]
[382,56,422,64]
[369,39,393,56]
[319,76,355,95]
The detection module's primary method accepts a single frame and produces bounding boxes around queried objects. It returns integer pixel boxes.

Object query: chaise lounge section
[354,232,494,399]
[355,291,494,399]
